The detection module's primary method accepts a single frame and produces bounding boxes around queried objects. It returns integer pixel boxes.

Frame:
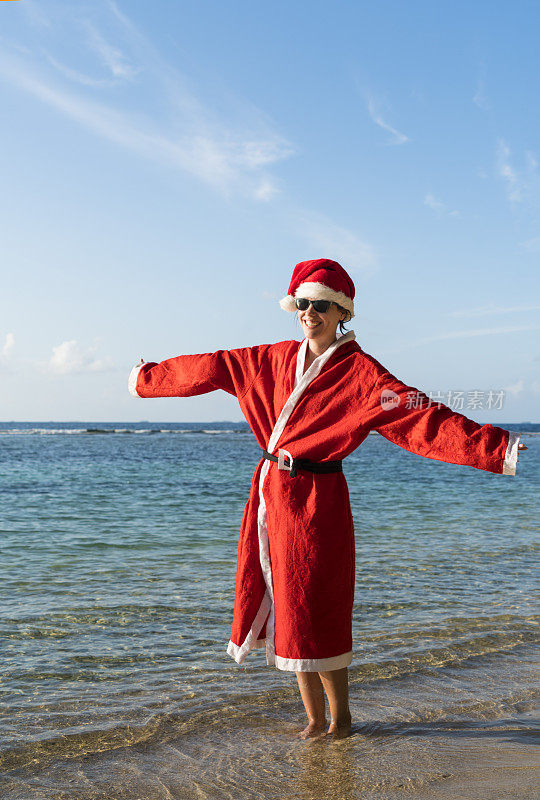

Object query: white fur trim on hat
[279,281,354,319]
[279,295,297,312]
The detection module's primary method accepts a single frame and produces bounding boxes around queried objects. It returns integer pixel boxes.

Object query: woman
[129,258,526,740]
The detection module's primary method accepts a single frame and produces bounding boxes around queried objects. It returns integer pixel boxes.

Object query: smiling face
[297,299,347,348]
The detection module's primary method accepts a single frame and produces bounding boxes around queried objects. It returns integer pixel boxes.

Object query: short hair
[337,304,350,334]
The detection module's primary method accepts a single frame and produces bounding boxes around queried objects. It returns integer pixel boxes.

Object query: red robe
[129,331,520,672]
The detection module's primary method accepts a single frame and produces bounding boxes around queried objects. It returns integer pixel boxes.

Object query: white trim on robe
[227,330,356,673]
[275,650,353,673]
[227,637,266,662]
[128,363,145,397]
[502,431,520,476]
[226,591,272,664]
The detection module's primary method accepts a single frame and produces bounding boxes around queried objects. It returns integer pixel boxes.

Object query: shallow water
[0,421,538,798]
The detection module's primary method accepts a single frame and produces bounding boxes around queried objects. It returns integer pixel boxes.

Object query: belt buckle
[277,448,293,472]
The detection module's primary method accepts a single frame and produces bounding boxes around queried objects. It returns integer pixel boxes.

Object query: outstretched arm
[366,368,522,475]
[128,345,267,400]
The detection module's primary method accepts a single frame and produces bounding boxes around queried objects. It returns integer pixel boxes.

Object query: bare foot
[295,720,327,739]
[326,712,352,739]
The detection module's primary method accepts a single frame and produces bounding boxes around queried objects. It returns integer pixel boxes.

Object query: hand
[518,443,528,451]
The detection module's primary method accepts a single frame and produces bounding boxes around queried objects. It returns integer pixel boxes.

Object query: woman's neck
[307,335,337,358]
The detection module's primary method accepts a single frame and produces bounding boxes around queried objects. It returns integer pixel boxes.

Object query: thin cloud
[473,64,490,110]
[106,1,294,170]
[0,5,293,201]
[526,151,538,172]
[382,323,540,354]
[0,49,292,198]
[495,140,539,210]
[84,21,138,80]
[45,54,117,88]
[421,323,540,342]
[1,333,14,358]
[424,193,459,217]
[254,178,280,201]
[107,0,146,42]
[503,379,524,397]
[293,209,377,274]
[47,340,115,375]
[366,96,409,145]
[473,83,489,110]
[21,0,51,29]
[519,237,540,252]
[449,304,540,318]
[496,139,522,203]
[424,194,444,213]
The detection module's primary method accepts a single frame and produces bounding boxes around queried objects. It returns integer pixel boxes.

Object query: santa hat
[279,258,355,320]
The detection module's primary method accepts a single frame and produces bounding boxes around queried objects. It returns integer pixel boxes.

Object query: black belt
[262,449,343,478]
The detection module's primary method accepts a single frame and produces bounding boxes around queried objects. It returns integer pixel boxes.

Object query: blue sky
[0,0,539,422]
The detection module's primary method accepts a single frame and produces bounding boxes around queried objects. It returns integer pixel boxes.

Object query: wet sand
[2,666,537,800]
[2,716,537,799]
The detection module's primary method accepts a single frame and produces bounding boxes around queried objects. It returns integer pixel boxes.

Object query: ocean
[0,421,538,799]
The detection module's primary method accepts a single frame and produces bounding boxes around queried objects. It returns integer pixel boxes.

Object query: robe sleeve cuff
[502,431,520,476]
[128,362,145,398]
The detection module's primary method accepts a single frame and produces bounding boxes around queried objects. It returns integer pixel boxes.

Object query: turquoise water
[0,421,538,798]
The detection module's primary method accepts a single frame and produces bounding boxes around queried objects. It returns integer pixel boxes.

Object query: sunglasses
[295,298,333,313]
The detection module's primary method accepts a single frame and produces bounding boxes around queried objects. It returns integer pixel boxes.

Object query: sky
[0,0,539,423]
